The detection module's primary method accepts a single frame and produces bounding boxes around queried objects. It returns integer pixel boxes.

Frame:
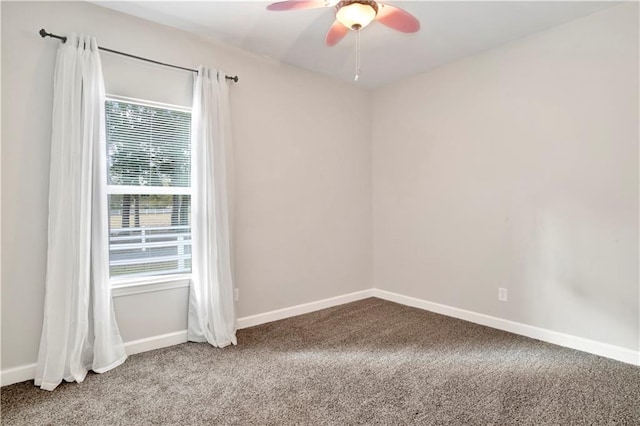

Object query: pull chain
[354,29,361,82]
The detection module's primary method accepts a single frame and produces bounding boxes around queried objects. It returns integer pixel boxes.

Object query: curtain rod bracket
[39,28,239,83]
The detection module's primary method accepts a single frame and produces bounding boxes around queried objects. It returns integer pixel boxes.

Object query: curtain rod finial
[39,29,67,43]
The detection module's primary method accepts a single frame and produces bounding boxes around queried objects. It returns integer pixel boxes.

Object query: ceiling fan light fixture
[335,0,378,30]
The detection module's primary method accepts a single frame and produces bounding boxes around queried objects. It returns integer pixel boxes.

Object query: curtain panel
[187,66,237,347]
[35,34,126,391]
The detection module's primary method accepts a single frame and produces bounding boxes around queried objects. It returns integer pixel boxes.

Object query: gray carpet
[2,298,639,425]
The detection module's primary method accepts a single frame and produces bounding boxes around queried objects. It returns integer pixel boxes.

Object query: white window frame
[105,94,193,295]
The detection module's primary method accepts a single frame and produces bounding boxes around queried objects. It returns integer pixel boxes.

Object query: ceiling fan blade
[266,1,327,11]
[375,4,420,33]
[325,20,349,47]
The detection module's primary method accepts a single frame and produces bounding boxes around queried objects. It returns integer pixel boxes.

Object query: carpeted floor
[2,298,639,425]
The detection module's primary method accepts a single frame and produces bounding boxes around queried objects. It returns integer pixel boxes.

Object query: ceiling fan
[266,0,420,47]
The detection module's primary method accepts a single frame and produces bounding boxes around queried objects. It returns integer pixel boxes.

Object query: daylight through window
[105,97,192,280]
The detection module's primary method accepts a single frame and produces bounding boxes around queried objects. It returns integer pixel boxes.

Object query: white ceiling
[95,1,620,88]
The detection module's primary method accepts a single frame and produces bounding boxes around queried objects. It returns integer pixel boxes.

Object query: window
[105,97,192,281]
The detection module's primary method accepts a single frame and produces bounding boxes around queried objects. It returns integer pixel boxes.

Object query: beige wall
[372,3,639,351]
[2,0,638,374]
[1,1,372,370]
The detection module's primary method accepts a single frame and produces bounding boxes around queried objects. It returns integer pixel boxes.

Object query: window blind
[105,98,192,280]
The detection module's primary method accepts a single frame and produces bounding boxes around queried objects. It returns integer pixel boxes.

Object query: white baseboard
[0,330,190,387]
[124,330,188,356]
[236,289,374,329]
[0,363,37,387]
[372,288,640,366]
[0,289,373,387]
[4,287,636,387]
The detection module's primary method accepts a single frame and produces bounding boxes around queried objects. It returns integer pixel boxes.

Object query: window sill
[111,274,191,298]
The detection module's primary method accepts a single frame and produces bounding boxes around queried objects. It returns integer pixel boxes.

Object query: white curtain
[35,34,127,391]
[188,66,237,347]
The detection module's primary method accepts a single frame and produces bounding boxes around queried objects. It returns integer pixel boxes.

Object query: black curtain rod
[39,29,239,83]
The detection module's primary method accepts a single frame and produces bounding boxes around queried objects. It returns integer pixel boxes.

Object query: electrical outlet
[234,288,239,302]
[498,288,508,302]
